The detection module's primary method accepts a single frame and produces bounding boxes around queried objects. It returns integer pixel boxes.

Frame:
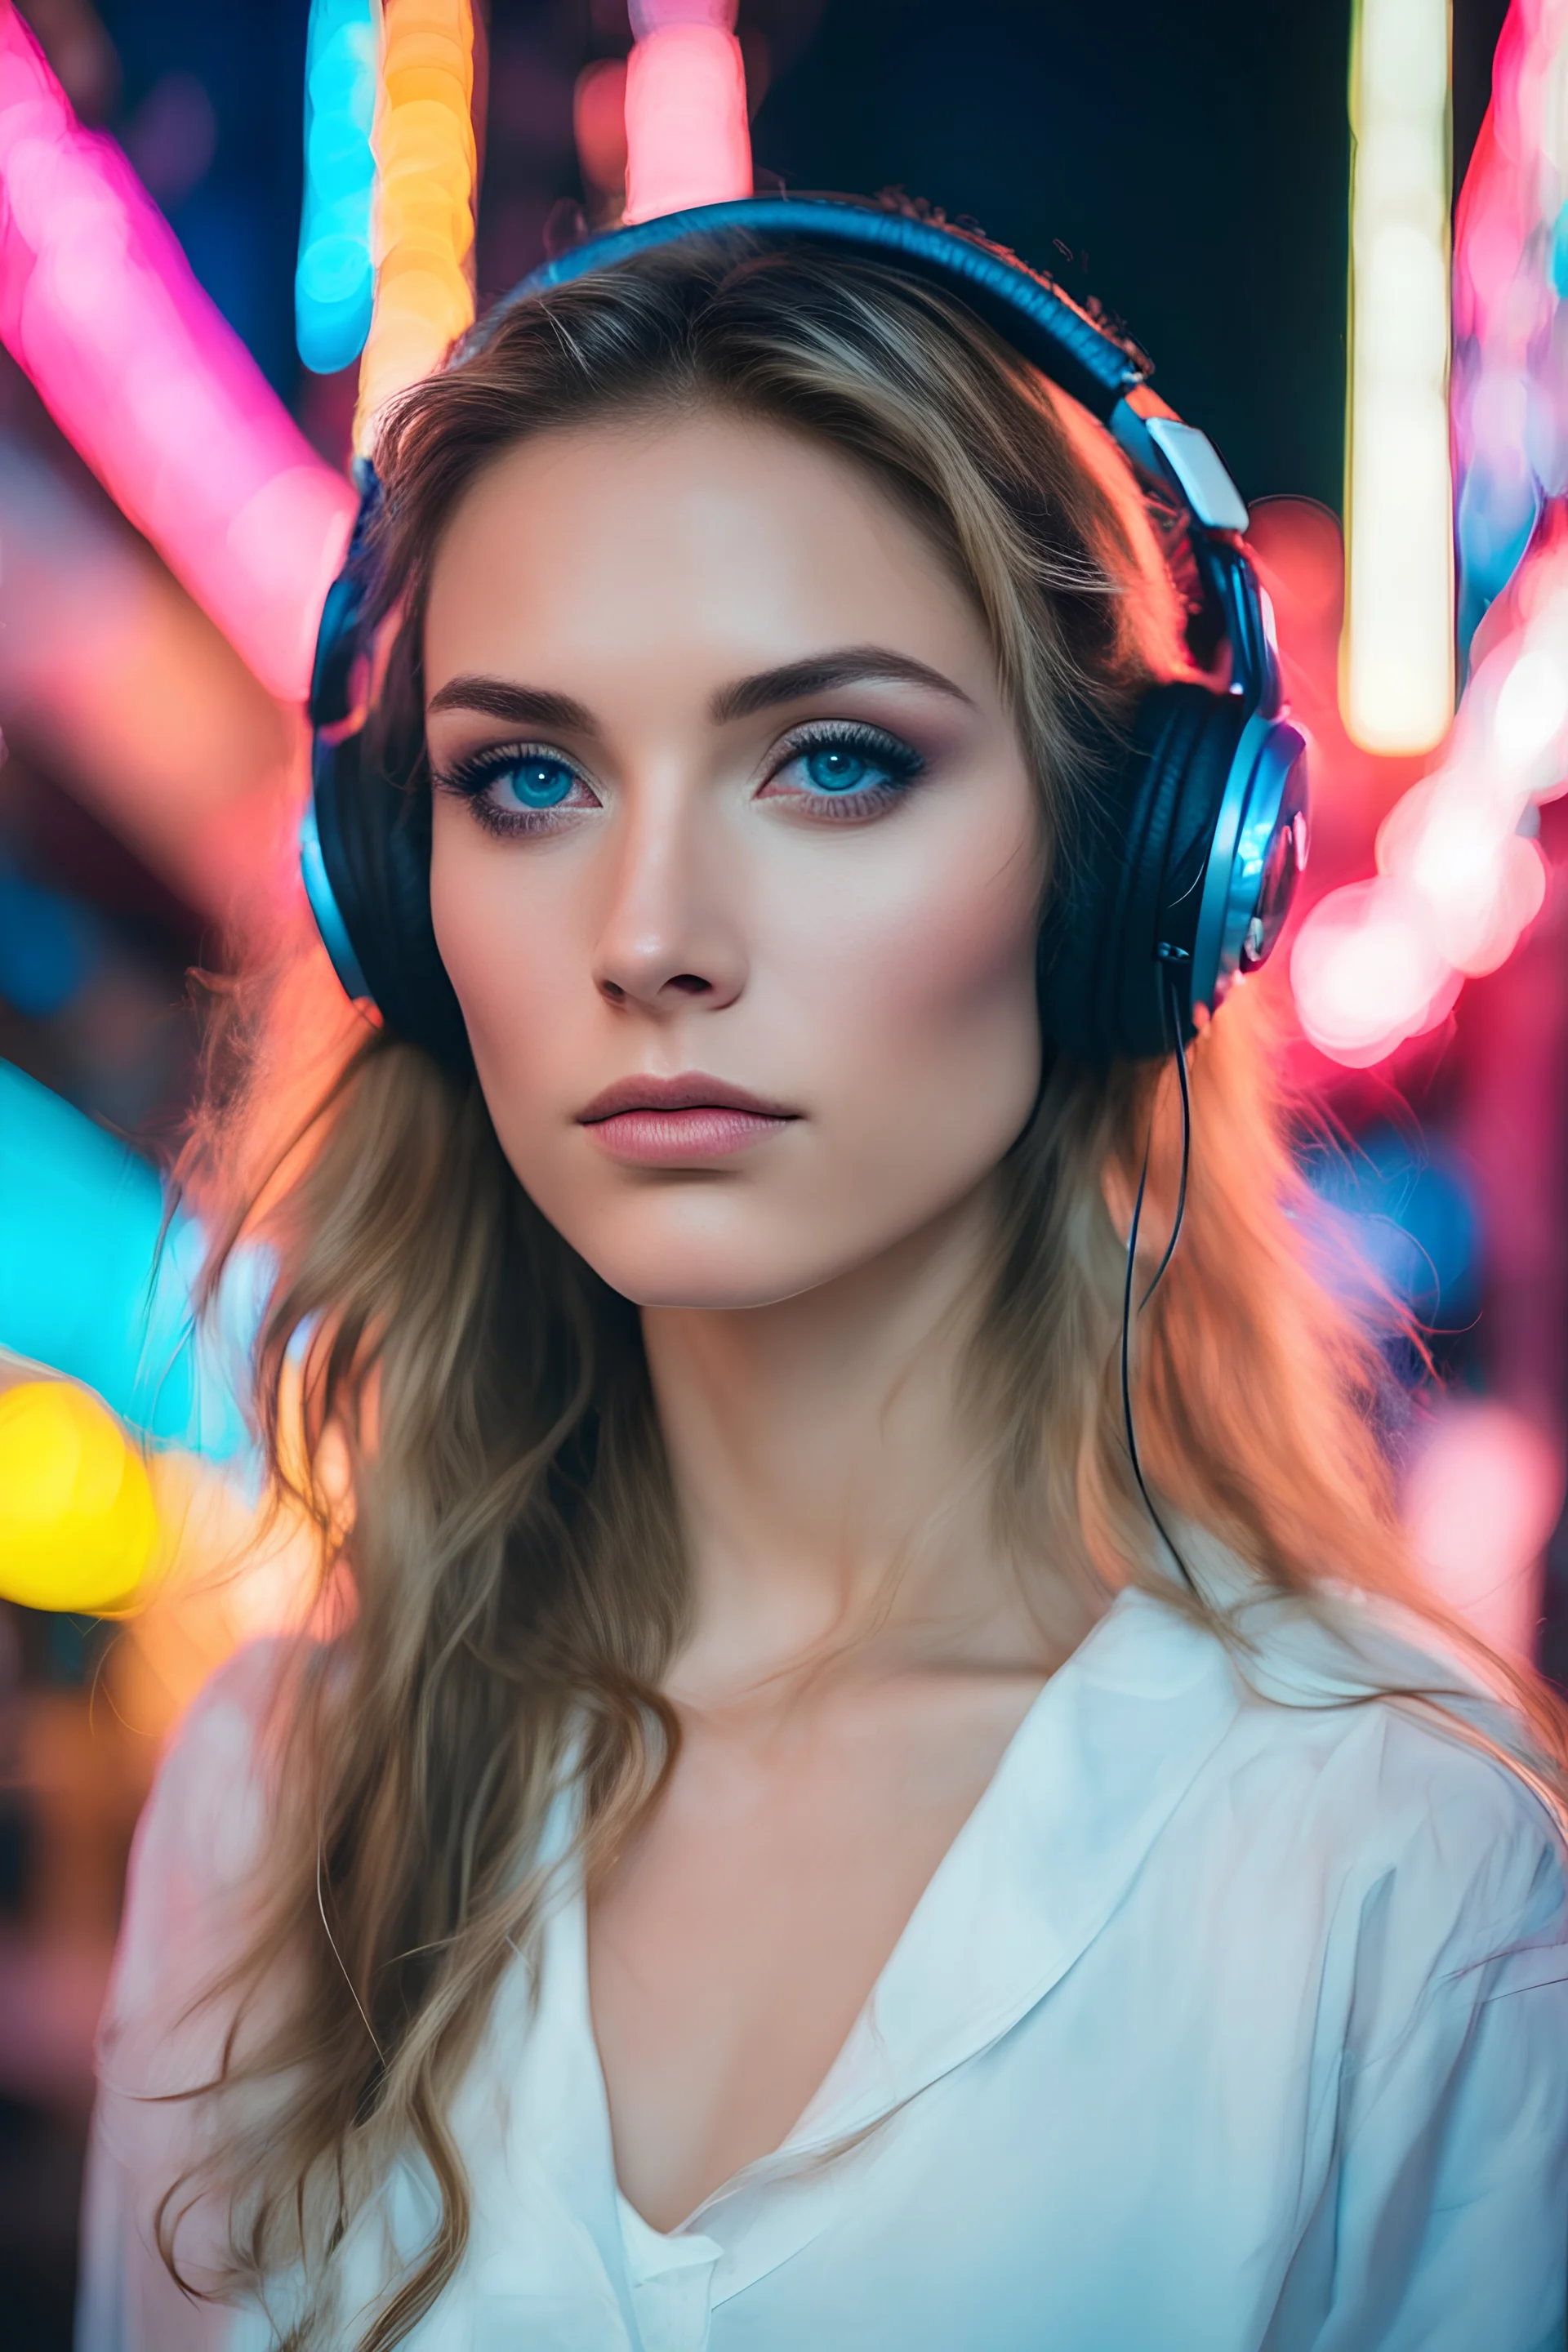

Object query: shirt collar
[764,1584,1241,2159]
[525,1584,1244,2323]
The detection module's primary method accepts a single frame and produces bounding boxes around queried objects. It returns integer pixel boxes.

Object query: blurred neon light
[0,9,356,702]
[576,57,630,207]
[1405,1398,1563,1659]
[0,434,301,924]
[1452,0,1568,657]
[0,1061,256,1464]
[1341,0,1455,753]
[297,0,381,374]
[353,0,477,455]
[0,1379,158,1615]
[624,0,752,225]
[1294,0,1568,1066]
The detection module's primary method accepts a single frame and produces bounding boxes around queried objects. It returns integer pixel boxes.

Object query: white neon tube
[1342,0,1455,753]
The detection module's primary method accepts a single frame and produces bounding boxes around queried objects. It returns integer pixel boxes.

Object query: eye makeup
[432,742,601,838]
[432,714,929,840]
[758,719,927,820]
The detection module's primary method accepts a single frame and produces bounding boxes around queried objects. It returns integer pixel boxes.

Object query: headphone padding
[1039,684,1250,1067]
[314,730,473,1072]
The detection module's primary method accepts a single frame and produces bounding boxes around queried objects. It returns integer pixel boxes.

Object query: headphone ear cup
[314,729,474,1074]
[1038,683,1250,1067]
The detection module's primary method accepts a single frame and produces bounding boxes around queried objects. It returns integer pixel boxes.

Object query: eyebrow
[426,647,975,737]
[710,648,975,724]
[426,676,595,730]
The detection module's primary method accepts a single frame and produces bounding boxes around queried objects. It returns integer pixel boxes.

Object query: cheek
[774,826,1044,1160]
[869,871,1037,1054]
[428,788,1045,1306]
[429,815,581,1075]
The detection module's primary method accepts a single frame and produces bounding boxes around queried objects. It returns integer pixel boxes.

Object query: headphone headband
[304,194,1307,1069]
[499,197,1143,416]
[476,197,1251,541]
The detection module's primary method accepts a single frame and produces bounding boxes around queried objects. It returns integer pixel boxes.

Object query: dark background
[763,0,1512,507]
[89,0,1512,508]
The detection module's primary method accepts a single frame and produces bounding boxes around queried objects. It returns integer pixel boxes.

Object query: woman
[81,211,1568,2351]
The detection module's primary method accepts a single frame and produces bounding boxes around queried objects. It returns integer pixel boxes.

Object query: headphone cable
[1119,958,1197,1594]
[1138,960,1192,1311]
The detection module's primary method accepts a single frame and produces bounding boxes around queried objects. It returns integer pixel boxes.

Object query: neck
[641,1183,1053,1707]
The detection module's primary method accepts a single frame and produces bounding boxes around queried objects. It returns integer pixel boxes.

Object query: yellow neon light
[0,1380,158,1615]
[354,0,477,457]
[1342,0,1455,753]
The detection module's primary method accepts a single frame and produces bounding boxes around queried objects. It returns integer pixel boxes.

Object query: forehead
[421,410,996,698]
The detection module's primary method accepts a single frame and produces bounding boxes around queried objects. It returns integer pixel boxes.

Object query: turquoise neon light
[0,1061,261,1464]
[296,0,381,376]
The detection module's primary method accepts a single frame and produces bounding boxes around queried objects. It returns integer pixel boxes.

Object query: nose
[592,777,747,1014]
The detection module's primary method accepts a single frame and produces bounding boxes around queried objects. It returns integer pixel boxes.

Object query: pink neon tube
[624,0,752,224]
[0,7,354,703]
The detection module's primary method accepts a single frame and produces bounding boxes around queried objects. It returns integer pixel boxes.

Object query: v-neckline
[563,1584,1239,2251]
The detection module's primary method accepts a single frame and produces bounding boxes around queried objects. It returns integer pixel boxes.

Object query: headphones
[303,194,1308,1071]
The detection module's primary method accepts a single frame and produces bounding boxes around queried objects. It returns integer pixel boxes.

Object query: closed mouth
[577,1075,800,1164]
[577,1074,800,1124]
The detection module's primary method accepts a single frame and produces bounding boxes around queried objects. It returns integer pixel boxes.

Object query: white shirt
[78,1586,1568,2352]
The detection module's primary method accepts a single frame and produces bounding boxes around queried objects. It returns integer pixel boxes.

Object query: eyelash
[432,742,595,839]
[760,720,926,817]
[431,719,928,839]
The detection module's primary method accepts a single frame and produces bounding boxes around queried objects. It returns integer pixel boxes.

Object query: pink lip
[577,1073,800,1165]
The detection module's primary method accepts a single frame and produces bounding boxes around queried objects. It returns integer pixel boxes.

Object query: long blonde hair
[166,229,1568,2346]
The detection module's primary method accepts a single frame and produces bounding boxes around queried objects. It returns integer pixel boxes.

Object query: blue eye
[497,755,577,809]
[434,742,596,835]
[803,746,875,794]
[775,728,924,804]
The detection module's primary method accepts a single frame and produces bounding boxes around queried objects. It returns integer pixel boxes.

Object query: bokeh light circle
[0,1379,158,1614]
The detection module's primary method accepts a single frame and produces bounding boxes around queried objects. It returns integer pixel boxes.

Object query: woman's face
[425,412,1044,1310]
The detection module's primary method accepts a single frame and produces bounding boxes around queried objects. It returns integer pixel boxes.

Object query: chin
[573,1237,829,1314]
[540,1195,863,1313]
